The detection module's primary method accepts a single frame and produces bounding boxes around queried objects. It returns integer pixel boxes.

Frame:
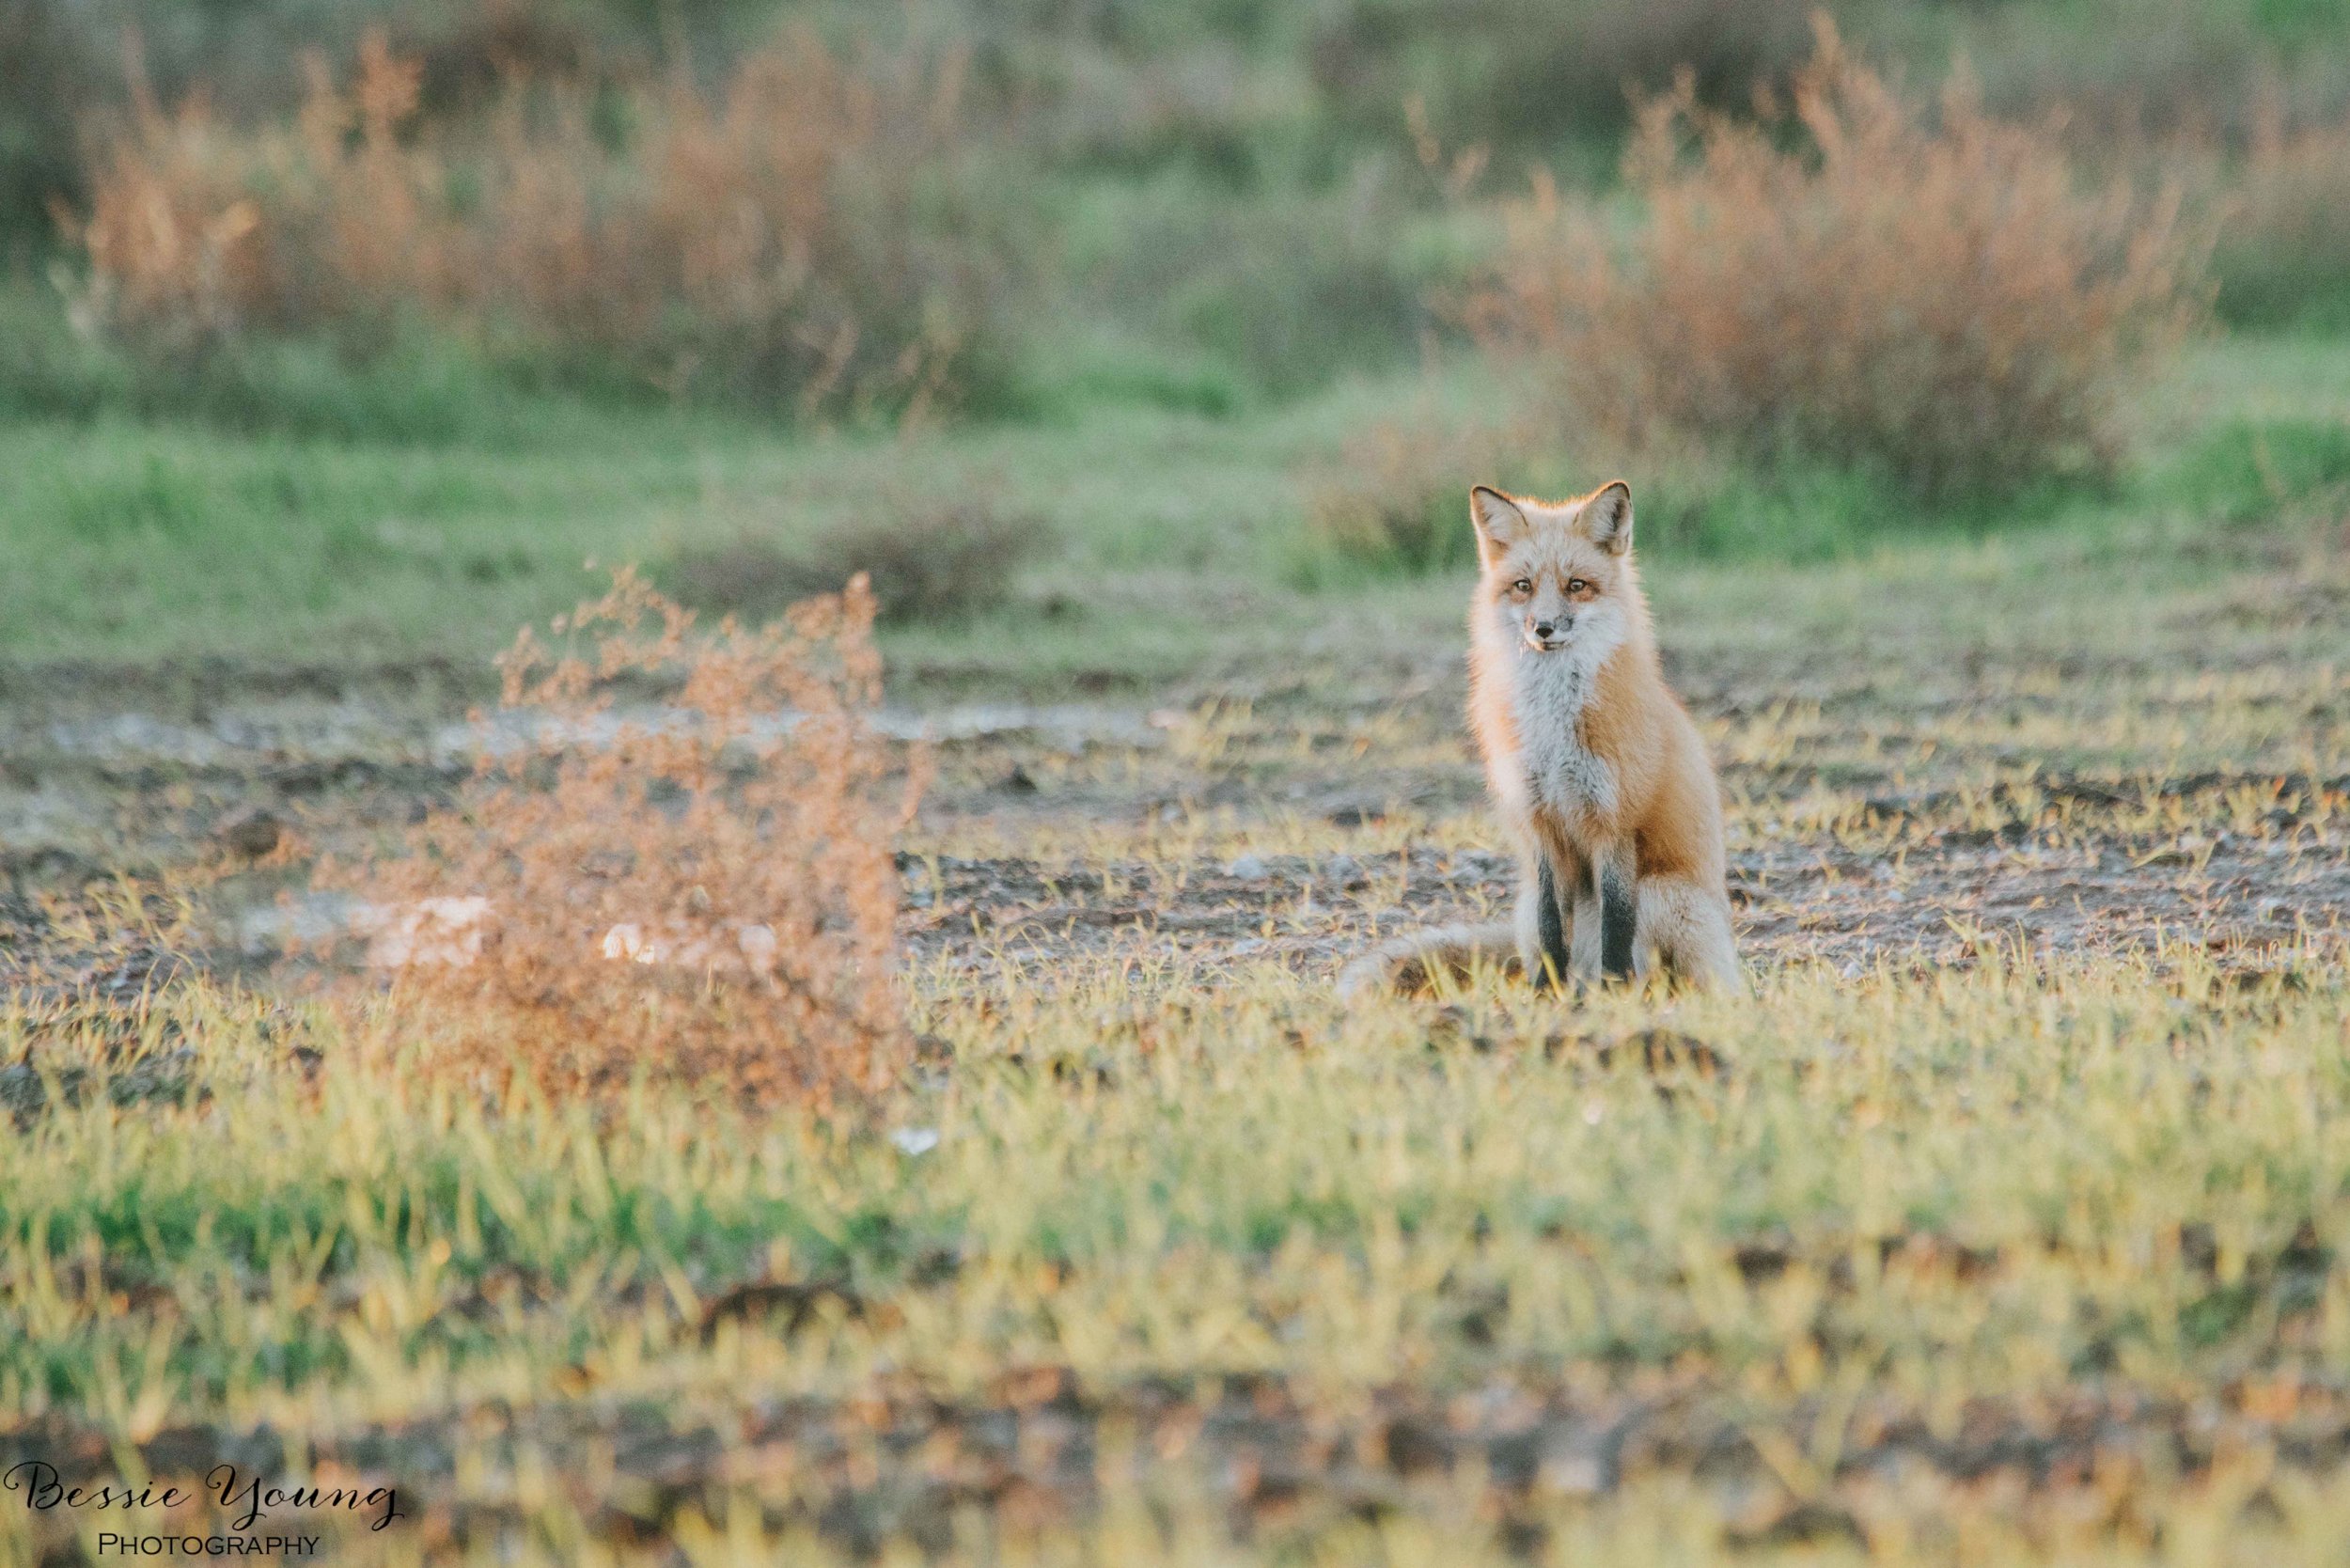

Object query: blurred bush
[1060,164,1446,398]
[58,29,1014,419]
[666,497,1055,625]
[1880,0,2350,150]
[2212,112,2350,332]
[6,0,2345,444]
[0,281,544,442]
[1465,21,2207,500]
[1308,0,1815,151]
[1301,411,1518,573]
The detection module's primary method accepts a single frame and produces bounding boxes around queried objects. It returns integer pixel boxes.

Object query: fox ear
[1469,486,1528,567]
[1581,481,1632,554]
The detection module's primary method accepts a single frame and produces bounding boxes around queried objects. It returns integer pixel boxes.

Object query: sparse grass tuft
[315,569,919,1110]
[1466,18,2207,500]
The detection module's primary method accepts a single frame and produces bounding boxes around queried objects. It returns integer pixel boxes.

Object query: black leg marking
[1534,856,1571,992]
[1599,864,1637,983]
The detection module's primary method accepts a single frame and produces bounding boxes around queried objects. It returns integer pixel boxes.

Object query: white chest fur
[1508,632,1620,823]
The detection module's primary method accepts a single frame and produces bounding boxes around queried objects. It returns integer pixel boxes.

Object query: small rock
[1001,763,1040,794]
[215,806,283,858]
[891,1126,941,1156]
[1224,853,1269,880]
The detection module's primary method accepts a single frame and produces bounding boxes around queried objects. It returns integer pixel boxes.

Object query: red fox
[1340,480,1742,996]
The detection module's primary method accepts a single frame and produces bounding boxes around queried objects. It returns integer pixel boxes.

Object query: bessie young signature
[3,1461,403,1533]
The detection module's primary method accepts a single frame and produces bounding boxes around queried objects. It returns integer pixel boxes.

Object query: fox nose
[1532,620,1559,641]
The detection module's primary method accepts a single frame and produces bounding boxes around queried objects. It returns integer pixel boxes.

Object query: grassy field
[2,324,2347,1561]
[4,0,2350,1560]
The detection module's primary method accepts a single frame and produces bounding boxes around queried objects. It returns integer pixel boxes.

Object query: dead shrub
[667,500,1054,625]
[319,569,920,1109]
[63,29,1004,419]
[1464,17,2205,499]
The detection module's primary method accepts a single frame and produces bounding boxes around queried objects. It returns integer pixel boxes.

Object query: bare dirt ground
[4,631,2338,996]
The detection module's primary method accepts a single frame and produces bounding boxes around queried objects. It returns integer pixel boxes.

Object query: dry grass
[666,498,1056,626]
[315,570,919,1110]
[1465,17,2205,499]
[62,30,1000,418]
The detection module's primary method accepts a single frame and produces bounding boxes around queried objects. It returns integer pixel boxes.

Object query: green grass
[1,335,2342,696]
[4,824,2347,1560]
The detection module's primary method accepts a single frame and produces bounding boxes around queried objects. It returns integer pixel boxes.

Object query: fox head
[1469,481,1637,657]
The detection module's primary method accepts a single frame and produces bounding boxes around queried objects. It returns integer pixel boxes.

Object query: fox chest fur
[1480,631,1622,835]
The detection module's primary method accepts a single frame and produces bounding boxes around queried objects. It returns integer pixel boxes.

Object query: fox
[1340,479,1742,997]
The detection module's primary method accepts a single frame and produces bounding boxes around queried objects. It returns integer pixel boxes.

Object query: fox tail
[1336,921,1520,1000]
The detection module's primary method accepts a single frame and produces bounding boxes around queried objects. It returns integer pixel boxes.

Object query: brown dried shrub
[320,570,920,1110]
[63,29,1002,418]
[1464,17,2206,499]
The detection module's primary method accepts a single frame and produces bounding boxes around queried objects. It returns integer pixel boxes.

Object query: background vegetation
[0,0,2343,640]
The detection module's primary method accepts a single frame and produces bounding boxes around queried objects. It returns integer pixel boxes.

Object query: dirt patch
[1,658,2342,990]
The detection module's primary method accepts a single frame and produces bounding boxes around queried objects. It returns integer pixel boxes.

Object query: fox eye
[1567,578,1590,594]
[1510,578,1532,595]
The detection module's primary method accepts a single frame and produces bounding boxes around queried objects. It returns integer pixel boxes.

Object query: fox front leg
[1595,845,1637,984]
[1530,855,1573,992]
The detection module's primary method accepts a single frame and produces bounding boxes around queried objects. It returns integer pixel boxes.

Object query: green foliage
[2164,416,2350,524]
[1306,0,1816,149]
[0,285,573,446]
[2212,125,2350,334]
[1013,332,1247,420]
[1055,168,1452,400]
